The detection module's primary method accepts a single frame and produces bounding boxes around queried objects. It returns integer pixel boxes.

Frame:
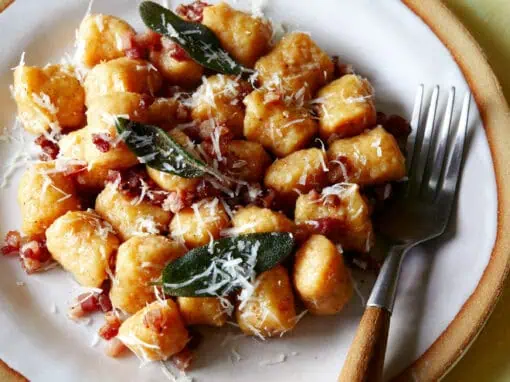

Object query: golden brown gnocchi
[46,211,119,288]
[84,57,162,105]
[177,297,227,327]
[243,89,318,157]
[236,265,297,337]
[327,126,406,185]
[264,148,329,209]
[202,2,273,68]
[95,183,172,241]
[149,38,204,88]
[231,206,294,234]
[294,184,374,253]
[118,299,188,362]
[170,198,230,248]
[17,162,81,238]
[316,74,377,140]
[225,140,272,182]
[255,32,334,100]
[13,64,85,134]
[110,235,186,314]
[191,74,251,138]
[294,235,353,315]
[76,14,135,68]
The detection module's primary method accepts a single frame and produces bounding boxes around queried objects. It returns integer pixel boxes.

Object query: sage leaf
[139,1,246,75]
[162,233,295,297]
[115,117,207,178]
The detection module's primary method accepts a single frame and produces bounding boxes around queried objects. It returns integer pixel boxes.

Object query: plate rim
[1,0,509,381]
[395,0,510,380]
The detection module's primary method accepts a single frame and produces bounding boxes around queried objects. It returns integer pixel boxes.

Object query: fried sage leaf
[162,233,295,297]
[139,1,246,75]
[115,117,207,178]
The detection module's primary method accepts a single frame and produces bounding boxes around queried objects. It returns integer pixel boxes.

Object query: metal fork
[339,85,472,382]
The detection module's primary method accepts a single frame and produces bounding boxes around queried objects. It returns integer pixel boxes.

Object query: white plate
[0,0,497,381]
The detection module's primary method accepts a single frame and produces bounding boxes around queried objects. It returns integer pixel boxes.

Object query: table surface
[440,1,510,381]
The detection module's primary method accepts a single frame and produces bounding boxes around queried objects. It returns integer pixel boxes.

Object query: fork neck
[367,244,410,313]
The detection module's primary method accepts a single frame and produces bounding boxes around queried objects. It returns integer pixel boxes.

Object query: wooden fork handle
[339,306,391,382]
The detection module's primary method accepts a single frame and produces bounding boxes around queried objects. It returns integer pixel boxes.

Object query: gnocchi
[294,235,353,315]
[13,65,85,134]
[110,235,186,314]
[118,299,188,362]
[46,211,119,288]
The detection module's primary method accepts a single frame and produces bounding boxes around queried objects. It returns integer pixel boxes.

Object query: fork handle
[339,306,391,382]
[339,245,408,381]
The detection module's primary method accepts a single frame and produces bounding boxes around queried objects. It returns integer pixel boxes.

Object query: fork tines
[406,85,471,208]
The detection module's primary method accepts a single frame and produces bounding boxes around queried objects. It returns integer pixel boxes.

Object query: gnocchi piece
[86,91,149,129]
[231,206,294,234]
[46,211,119,288]
[202,3,273,67]
[294,184,374,253]
[293,235,353,315]
[149,38,204,88]
[147,97,190,130]
[13,65,85,134]
[95,183,172,241]
[76,14,135,68]
[243,90,318,157]
[118,300,188,362]
[191,75,251,138]
[170,198,230,248]
[327,126,406,185]
[255,32,334,100]
[110,235,186,314]
[177,297,227,327]
[84,57,162,105]
[84,92,151,170]
[226,140,272,182]
[264,148,329,209]
[316,74,377,140]
[236,265,296,337]
[58,128,110,191]
[17,162,80,238]
[146,129,200,194]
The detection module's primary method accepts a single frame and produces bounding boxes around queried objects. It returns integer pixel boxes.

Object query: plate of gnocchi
[0,0,509,381]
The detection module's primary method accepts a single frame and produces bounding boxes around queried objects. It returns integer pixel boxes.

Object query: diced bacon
[80,293,100,313]
[108,167,173,208]
[162,38,191,62]
[99,312,122,340]
[195,179,222,200]
[19,239,51,274]
[35,135,60,161]
[105,338,127,358]
[1,230,21,256]
[92,133,112,153]
[296,218,347,242]
[98,293,113,313]
[176,0,210,22]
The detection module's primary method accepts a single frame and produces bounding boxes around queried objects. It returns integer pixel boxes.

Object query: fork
[339,85,472,382]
